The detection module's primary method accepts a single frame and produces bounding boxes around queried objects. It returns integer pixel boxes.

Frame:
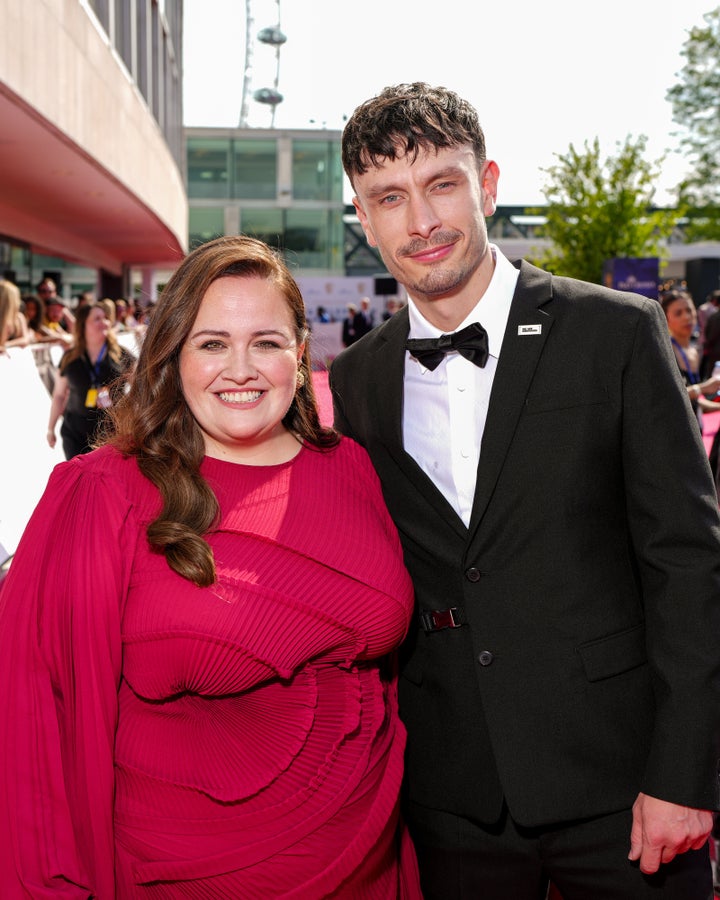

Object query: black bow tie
[406,322,489,371]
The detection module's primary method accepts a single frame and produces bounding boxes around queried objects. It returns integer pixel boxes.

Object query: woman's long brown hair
[107,236,338,586]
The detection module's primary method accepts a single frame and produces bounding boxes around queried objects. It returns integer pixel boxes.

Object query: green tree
[536,136,678,284]
[666,6,720,240]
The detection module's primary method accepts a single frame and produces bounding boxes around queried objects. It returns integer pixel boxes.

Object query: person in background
[0,279,31,352]
[316,304,331,323]
[0,235,420,898]
[696,288,718,351]
[36,276,58,303]
[354,296,376,338]
[114,298,138,331]
[133,301,155,330]
[342,302,359,347]
[20,292,67,392]
[700,290,720,380]
[23,293,68,346]
[134,301,151,325]
[43,295,75,346]
[21,294,45,339]
[47,303,135,458]
[383,298,401,320]
[98,297,117,327]
[660,289,720,428]
[330,81,720,899]
[38,277,77,331]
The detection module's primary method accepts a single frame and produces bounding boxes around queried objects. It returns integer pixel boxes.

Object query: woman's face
[85,306,111,342]
[665,297,696,342]
[179,276,304,463]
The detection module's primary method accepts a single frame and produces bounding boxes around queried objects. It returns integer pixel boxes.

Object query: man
[382,297,401,320]
[40,279,76,336]
[42,298,74,351]
[354,295,375,338]
[75,290,95,311]
[341,302,359,347]
[330,83,720,899]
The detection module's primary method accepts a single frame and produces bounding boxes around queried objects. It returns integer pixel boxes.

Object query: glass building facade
[186,128,345,274]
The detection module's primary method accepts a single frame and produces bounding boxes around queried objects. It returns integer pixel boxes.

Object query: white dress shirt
[402,245,519,527]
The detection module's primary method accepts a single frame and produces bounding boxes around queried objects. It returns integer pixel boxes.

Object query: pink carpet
[312,370,334,427]
[705,411,720,456]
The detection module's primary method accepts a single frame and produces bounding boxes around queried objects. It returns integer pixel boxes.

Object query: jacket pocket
[577,623,647,682]
[524,386,610,414]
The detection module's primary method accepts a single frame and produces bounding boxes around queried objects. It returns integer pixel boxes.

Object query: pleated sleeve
[0,453,138,898]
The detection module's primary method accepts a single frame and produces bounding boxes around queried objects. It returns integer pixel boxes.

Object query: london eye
[239,0,287,128]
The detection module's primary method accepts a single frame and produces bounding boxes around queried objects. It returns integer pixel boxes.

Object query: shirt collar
[406,244,519,359]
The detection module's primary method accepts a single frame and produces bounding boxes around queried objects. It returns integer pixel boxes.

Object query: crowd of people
[0,279,150,417]
[659,287,720,496]
[0,280,154,481]
[1,82,720,899]
[341,296,405,347]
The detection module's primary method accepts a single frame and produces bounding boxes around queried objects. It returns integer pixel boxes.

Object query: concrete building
[0,0,187,303]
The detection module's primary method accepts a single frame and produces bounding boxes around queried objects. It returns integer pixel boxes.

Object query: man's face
[351,144,499,318]
[38,281,57,301]
[46,301,64,323]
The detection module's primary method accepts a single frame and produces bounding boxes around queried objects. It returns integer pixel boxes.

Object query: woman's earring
[296,368,306,388]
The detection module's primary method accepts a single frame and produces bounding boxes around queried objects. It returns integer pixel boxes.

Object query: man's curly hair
[341,82,486,187]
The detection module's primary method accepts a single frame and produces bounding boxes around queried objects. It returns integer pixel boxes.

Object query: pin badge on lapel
[518,324,542,335]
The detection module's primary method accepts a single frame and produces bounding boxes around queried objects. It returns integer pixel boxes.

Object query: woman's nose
[224,349,257,381]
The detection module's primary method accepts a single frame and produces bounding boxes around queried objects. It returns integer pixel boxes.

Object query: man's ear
[481,160,500,217]
[353,197,378,248]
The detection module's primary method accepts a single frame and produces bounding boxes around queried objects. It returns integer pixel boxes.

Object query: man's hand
[628,792,713,874]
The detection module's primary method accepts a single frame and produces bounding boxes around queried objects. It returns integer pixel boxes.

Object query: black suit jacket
[330,260,720,828]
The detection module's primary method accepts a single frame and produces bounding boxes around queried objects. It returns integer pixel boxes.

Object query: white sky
[182,0,716,206]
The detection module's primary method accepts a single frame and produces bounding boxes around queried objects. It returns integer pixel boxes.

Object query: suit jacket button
[466,567,481,582]
[478,650,494,667]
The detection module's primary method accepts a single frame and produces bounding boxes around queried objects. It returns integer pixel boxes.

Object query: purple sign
[602,258,659,299]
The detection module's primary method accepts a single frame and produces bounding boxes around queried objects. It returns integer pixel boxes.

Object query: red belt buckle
[420,607,463,632]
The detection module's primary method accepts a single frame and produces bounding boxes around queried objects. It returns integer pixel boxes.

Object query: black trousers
[406,801,713,900]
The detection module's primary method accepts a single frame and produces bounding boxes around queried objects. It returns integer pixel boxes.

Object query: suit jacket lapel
[469,262,555,535]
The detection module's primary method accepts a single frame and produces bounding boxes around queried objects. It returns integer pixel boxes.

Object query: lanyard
[671,338,699,385]
[84,343,108,387]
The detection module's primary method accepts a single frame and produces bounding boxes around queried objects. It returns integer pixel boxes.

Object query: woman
[0,236,420,897]
[21,293,45,338]
[47,302,135,458]
[661,290,720,428]
[0,278,31,352]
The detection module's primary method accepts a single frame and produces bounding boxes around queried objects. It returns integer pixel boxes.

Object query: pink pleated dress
[0,438,421,898]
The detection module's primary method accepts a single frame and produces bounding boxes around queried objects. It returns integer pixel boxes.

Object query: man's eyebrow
[363,181,400,199]
[363,166,466,199]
